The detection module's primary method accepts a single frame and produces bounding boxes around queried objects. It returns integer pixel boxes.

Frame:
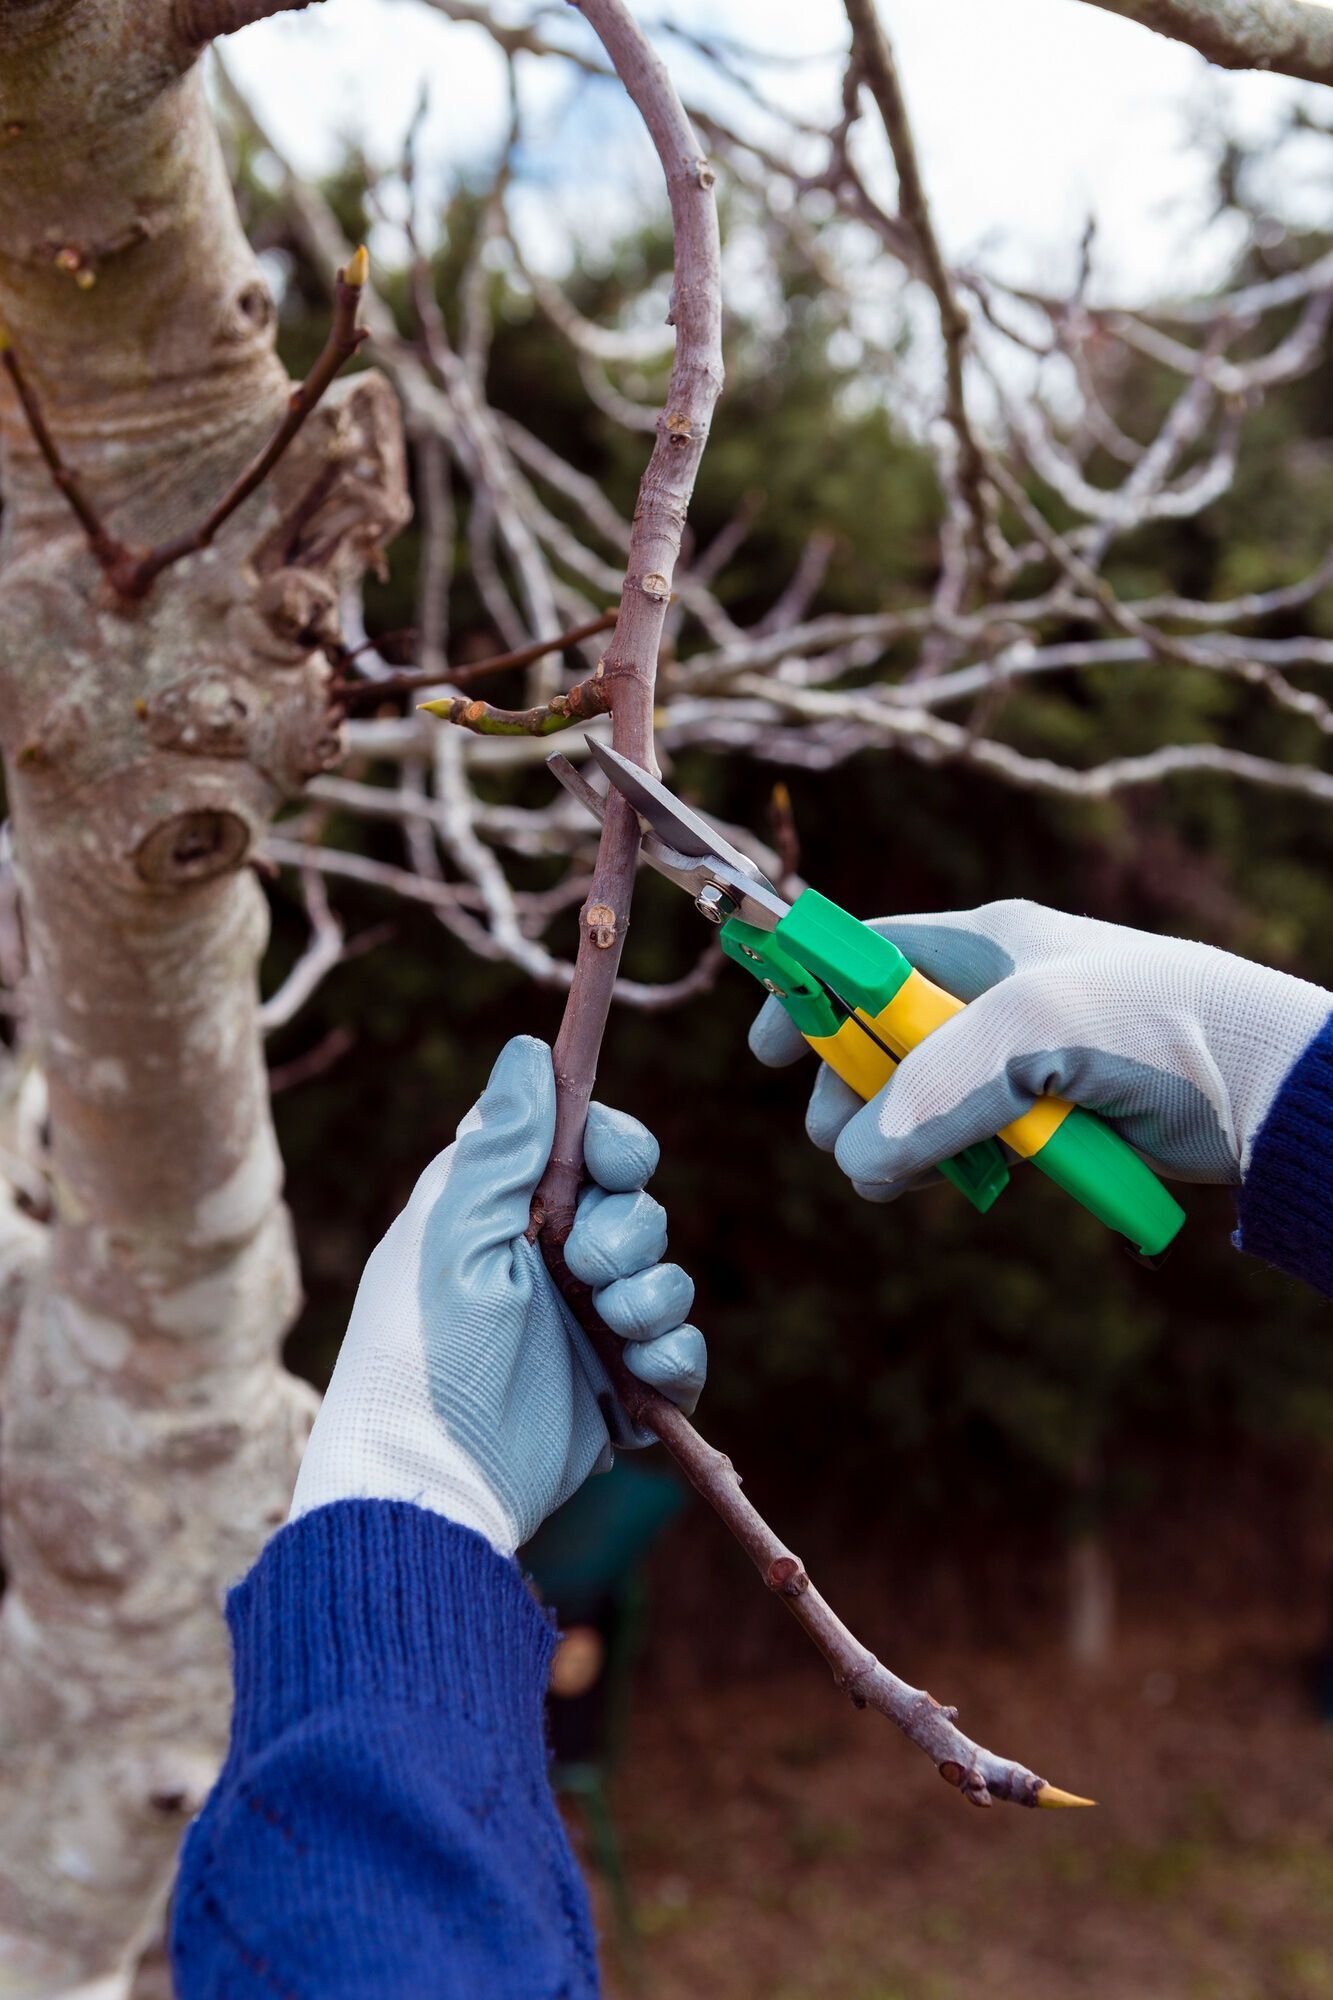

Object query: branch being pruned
[424,0,1090,1812]
[1,251,368,603]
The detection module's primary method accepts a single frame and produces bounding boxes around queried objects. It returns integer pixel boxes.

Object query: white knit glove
[750,900,1331,1198]
[291,1037,704,1558]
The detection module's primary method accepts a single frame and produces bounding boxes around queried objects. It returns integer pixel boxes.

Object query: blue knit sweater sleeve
[170,1500,599,1999]
[1235,1008,1333,1299]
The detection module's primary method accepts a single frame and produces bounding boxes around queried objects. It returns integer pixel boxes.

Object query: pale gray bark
[0,3,407,1990]
[1070,0,1333,83]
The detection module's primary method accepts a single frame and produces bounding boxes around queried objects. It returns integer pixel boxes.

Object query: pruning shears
[550,741,1186,1261]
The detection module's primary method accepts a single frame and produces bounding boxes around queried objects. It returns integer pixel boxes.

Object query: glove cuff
[289,1352,521,1555]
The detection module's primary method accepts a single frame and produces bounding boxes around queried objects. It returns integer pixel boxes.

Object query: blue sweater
[1235,1010,1333,1297]
[171,1015,1333,1997]
[171,1502,598,1997]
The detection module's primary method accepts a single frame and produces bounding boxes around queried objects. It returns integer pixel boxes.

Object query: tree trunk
[0,5,408,1988]
[1066,1532,1116,1670]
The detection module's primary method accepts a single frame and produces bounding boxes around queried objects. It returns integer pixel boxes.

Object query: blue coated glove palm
[291,1037,704,1556]
[750,900,1331,1201]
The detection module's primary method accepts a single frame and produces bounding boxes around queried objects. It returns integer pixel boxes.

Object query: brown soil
[568,1498,1333,2000]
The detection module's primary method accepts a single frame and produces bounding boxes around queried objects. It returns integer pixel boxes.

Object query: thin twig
[419,672,612,737]
[334,610,618,707]
[0,333,132,576]
[841,0,1002,593]
[767,779,802,890]
[553,1297,1087,1808]
[268,1024,357,1094]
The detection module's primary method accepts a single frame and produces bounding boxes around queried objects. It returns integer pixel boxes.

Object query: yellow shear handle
[804,970,1073,1159]
[803,1014,897,1102]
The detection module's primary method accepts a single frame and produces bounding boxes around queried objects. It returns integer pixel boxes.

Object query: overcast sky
[225,0,1331,301]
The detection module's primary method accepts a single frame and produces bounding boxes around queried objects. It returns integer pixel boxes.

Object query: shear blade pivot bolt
[694,884,736,924]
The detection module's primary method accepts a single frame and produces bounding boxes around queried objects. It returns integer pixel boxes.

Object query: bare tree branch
[0,329,136,574]
[842,0,1002,591]
[268,1023,357,1093]
[334,611,618,708]
[207,13,1333,1817]
[176,0,323,44]
[1068,0,1333,84]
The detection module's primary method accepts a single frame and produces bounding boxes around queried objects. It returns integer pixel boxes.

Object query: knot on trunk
[142,672,251,760]
[254,566,340,658]
[134,808,249,887]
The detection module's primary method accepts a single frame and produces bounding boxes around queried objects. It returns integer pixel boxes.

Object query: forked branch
[2,251,369,603]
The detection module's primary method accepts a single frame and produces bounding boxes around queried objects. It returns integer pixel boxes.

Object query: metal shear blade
[547,743,790,932]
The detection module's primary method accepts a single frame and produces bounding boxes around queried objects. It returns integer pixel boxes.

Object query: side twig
[419,669,612,737]
[334,609,618,707]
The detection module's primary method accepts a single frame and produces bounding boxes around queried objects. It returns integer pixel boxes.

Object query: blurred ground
[568,1487,1333,2000]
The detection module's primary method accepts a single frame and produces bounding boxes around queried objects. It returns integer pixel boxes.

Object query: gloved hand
[290,1036,704,1558]
[750,899,1332,1200]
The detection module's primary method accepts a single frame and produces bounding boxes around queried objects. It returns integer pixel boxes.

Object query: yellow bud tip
[1034,1783,1096,1809]
[772,781,792,811]
[417,699,450,716]
[345,245,369,290]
